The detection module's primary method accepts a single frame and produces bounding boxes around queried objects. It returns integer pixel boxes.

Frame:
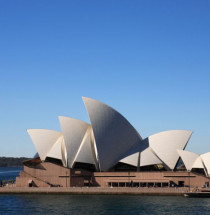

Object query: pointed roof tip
[82,96,90,103]
[27,129,37,134]
[82,96,102,101]
[27,129,62,136]
[177,149,199,155]
[82,96,95,102]
[58,115,70,119]
[82,96,103,107]
[187,130,193,138]
[152,129,193,135]
[82,96,116,111]
[26,129,31,134]
[82,96,89,100]
[184,130,193,136]
[58,115,77,120]
[59,115,90,125]
[187,130,193,134]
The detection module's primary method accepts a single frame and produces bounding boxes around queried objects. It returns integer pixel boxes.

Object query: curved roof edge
[120,147,162,168]
[59,116,92,168]
[47,135,64,162]
[74,125,96,165]
[142,130,193,170]
[200,152,210,176]
[82,96,143,171]
[27,129,62,161]
[177,150,200,171]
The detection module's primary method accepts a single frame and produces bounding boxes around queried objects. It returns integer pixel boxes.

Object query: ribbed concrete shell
[47,135,67,166]
[177,150,201,171]
[27,129,62,161]
[74,125,95,165]
[83,97,143,171]
[140,130,192,170]
[140,147,162,167]
[200,152,210,176]
[120,152,139,167]
[59,116,95,168]
[177,150,210,177]
[192,156,204,169]
[120,147,162,167]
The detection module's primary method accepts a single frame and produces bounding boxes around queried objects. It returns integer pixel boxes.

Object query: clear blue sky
[0,0,210,157]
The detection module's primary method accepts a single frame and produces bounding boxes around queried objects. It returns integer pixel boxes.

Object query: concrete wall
[93,171,210,188]
[16,162,210,189]
[70,169,92,187]
[16,162,70,187]
[16,176,50,187]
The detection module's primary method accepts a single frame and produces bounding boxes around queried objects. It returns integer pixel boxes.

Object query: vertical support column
[66,171,67,187]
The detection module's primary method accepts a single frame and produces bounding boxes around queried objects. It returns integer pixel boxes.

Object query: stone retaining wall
[0,187,188,195]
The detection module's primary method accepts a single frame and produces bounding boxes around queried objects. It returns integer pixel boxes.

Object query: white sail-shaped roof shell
[140,130,192,170]
[59,116,94,168]
[177,150,210,176]
[27,129,62,161]
[120,152,139,167]
[192,157,204,169]
[47,135,67,167]
[201,152,210,176]
[140,147,162,167]
[177,150,201,171]
[74,125,95,165]
[120,147,162,167]
[47,135,63,160]
[83,97,143,171]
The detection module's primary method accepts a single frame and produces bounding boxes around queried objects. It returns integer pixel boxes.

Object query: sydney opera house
[16,97,210,188]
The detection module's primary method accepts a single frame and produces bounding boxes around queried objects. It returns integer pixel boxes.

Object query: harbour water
[0,194,210,215]
[0,167,210,215]
[0,167,23,181]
